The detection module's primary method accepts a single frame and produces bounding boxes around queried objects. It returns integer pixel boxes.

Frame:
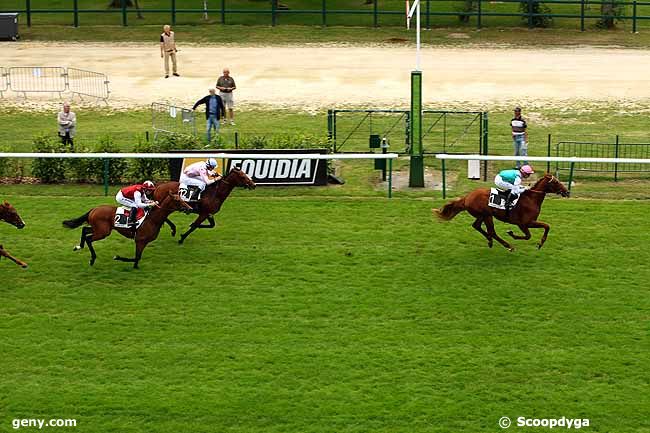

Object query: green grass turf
[1,188,649,432]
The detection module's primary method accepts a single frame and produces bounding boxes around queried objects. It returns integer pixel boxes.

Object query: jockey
[495,164,535,209]
[179,158,222,201]
[115,180,158,226]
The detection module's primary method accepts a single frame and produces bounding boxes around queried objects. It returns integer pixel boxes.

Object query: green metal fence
[551,136,650,181]
[4,0,650,31]
[327,109,488,155]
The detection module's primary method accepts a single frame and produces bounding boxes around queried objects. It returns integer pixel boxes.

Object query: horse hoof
[113,255,120,260]
[21,264,28,269]
[171,231,176,237]
[90,260,95,266]
[537,243,543,249]
[178,239,184,245]
[508,247,515,252]
[73,245,81,251]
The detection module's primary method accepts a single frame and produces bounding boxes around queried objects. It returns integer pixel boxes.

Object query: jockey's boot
[505,192,519,216]
[129,207,138,228]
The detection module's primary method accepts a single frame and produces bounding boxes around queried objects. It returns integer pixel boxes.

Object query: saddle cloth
[180,185,202,202]
[488,188,519,210]
[114,207,146,229]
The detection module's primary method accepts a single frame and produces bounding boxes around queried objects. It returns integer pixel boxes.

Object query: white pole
[416,0,421,71]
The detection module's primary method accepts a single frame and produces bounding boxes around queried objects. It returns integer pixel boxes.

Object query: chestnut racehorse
[433,173,570,251]
[62,191,192,268]
[1,201,28,268]
[154,166,256,244]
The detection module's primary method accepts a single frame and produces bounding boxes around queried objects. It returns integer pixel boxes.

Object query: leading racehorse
[433,173,570,251]
[155,166,256,244]
[62,191,192,268]
[0,201,28,268]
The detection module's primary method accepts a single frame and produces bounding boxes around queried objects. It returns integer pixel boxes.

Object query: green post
[103,158,109,196]
[546,133,552,173]
[527,0,533,28]
[322,0,326,26]
[580,0,585,31]
[171,0,176,25]
[26,0,31,27]
[373,0,378,27]
[221,0,226,24]
[388,158,393,199]
[477,0,482,29]
[73,0,79,27]
[633,0,637,33]
[271,0,277,26]
[614,134,619,182]
[567,161,575,193]
[441,159,446,199]
[409,71,424,187]
[121,0,127,26]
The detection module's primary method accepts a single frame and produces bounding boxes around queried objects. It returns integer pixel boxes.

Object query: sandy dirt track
[2,42,650,109]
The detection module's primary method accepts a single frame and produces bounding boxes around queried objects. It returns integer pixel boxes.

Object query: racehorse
[0,201,28,268]
[62,191,192,268]
[433,173,570,251]
[154,166,256,244]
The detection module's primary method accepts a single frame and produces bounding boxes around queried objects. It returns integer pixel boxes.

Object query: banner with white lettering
[170,149,329,186]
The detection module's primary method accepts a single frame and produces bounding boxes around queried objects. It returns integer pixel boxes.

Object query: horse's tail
[433,197,466,221]
[62,211,90,229]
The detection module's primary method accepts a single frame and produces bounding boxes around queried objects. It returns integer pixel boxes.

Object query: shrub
[88,135,127,185]
[519,1,553,28]
[127,136,167,182]
[31,135,67,183]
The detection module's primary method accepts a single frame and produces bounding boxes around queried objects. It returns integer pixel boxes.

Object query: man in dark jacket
[193,88,225,143]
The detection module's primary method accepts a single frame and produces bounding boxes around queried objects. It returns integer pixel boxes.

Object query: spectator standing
[193,88,225,143]
[57,102,76,148]
[511,106,528,168]
[160,24,179,78]
[216,68,237,125]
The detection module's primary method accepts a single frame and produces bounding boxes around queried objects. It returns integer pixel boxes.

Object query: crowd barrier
[151,102,196,140]
[0,67,8,97]
[0,66,110,102]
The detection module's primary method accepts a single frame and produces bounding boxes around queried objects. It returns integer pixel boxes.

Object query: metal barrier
[437,153,650,198]
[8,67,67,98]
[67,68,110,103]
[151,102,196,140]
[327,109,487,155]
[4,0,650,32]
[0,67,7,97]
[1,67,110,101]
[553,138,650,181]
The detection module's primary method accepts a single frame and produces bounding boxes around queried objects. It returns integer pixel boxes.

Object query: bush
[65,144,93,182]
[31,135,67,183]
[88,135,127,185]
[127,136,167,182]
[519,1,553,28]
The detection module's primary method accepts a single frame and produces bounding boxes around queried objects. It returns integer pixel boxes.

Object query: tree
[107,0,143,19]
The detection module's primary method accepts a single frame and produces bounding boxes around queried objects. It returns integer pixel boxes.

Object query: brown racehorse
[62,191,192,268]
[154,166,256,244]
[0,201,28,268]
[433,173,570,251]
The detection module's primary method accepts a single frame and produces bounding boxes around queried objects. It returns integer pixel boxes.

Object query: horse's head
[0,201,26,229]
[225,166,256,190]
[166,191,194,211]
[540,174,570,197]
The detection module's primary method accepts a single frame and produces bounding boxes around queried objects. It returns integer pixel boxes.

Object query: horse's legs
[471,217,493,248]
[86,227,110,266]
[178,214,213,245]
[164,218,177,237]
[74,226,93,251]
[527,220,551,249]
[507,225,532,240]
[0,245,28,268]
[484,216,514,251]
[114,240,146,269]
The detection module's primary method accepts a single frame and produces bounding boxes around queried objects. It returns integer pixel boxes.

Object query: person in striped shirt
[511,106,528,169]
